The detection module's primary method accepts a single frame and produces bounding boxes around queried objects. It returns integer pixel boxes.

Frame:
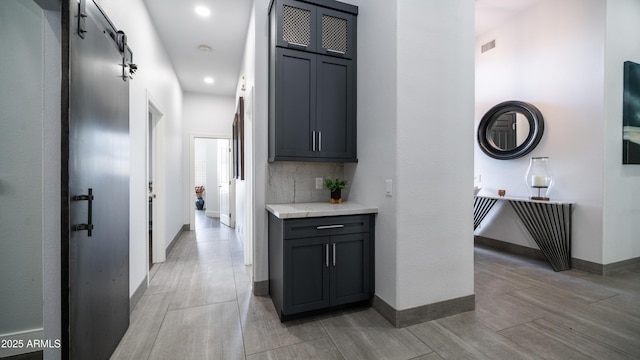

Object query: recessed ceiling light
[198,44,212,53]
[204,77,214,84]
[194,6,211,17]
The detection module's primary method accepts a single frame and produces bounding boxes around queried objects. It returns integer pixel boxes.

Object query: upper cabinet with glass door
[272,0,357,59]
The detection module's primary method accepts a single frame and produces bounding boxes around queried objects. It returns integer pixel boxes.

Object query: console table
[473,195,574,272]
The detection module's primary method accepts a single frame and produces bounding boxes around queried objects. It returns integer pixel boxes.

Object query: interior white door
[219,140,231,226]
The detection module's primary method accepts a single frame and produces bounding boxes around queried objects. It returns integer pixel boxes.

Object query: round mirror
[477,101,544,160]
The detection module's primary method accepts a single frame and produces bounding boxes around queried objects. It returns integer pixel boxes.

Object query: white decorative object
[525,157,553,200]
[531,175,548,187]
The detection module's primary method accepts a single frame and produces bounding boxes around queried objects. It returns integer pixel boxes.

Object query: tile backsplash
[267,162,345,204]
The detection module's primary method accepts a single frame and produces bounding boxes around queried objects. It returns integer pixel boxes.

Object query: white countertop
[266,202,379,219]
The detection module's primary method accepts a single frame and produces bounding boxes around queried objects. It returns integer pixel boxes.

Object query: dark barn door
[63,0,133,358]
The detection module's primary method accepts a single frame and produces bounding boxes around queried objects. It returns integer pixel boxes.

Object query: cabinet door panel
[275,0,318,52]
[317,55,355,160]
[331,233,370,305]
[275,48,316,158]
[284,236,330,314]
[317,7,356,59]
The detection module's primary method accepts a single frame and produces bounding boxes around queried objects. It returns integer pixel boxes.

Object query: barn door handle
[73,188,94,237]
[77,0,87,39]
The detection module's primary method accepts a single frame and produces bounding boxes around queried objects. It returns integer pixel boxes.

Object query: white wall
[603,0,640,263]
[205,139,219,216]
[0,1,45,356]
[394,0,475,309]
[474,0,607,264]
[343,0,399,309]
[235,4,259,266]
[249,0,270,283]
[346,0,476,311]
[94,0,184,295]
[1,2,61,358]
[42,8,62,360]
[182,92,235,224]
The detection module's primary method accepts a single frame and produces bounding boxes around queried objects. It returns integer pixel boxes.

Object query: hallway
[111,216,640,359]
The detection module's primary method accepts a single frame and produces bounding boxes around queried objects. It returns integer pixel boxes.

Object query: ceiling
[143,0,544,97]
[475,0,546,36]
[143,0,253,96]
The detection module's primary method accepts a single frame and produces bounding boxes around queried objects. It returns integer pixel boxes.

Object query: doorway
[147,94,165,268]
[190,135,234,231]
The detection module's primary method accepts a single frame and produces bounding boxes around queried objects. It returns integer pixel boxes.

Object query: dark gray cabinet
[269,0,358,162]
[272,48,316,159]
[269,213,374,320]
[272,48,355,160]
[316,54,356,159]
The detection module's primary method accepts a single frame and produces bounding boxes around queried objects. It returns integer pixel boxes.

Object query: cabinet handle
[327,49,346,55]
[318,131,322,152]
[287,41,308,48]
[316,224,344,230]
[325,244,329,267]
[312,131,316,151]
[333,243,336,266]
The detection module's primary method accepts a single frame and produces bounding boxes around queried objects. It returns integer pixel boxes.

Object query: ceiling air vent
[481,39,495,53]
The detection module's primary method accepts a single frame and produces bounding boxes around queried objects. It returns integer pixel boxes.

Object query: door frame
[218,139,232,225]
[146,91,166,266]
[189,133,234,230]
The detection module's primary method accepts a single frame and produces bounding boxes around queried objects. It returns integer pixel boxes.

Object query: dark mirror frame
[477,100,545,160]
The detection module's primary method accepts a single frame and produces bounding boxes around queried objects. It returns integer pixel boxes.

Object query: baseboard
[572,256,640,276]
[372,294,475,328]
[0,350,43,360]
[166,224,188,258]
[474,236,547,262]
[476,236,640,276]
[130,275,148,313]
[253,280,269,297]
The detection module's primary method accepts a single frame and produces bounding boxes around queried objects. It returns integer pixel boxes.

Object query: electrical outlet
[315,177,323,190]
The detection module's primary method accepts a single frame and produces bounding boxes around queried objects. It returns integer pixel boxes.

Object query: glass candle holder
[525,157,553,200]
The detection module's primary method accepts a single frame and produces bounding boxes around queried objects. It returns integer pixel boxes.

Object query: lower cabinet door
[330,233,370,305]
[284,236,330,314]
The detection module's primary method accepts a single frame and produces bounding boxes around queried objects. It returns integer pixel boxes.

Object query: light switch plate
[385,180,393,196]
[315,177,323,190]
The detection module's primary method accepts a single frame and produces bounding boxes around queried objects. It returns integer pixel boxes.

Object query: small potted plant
[324,177,347,204]
[195,185,205,210]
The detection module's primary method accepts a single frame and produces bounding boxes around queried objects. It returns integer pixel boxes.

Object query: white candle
[532,175,547,187]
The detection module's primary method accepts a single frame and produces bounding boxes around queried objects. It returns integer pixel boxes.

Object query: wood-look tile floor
[111,217,640,359]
